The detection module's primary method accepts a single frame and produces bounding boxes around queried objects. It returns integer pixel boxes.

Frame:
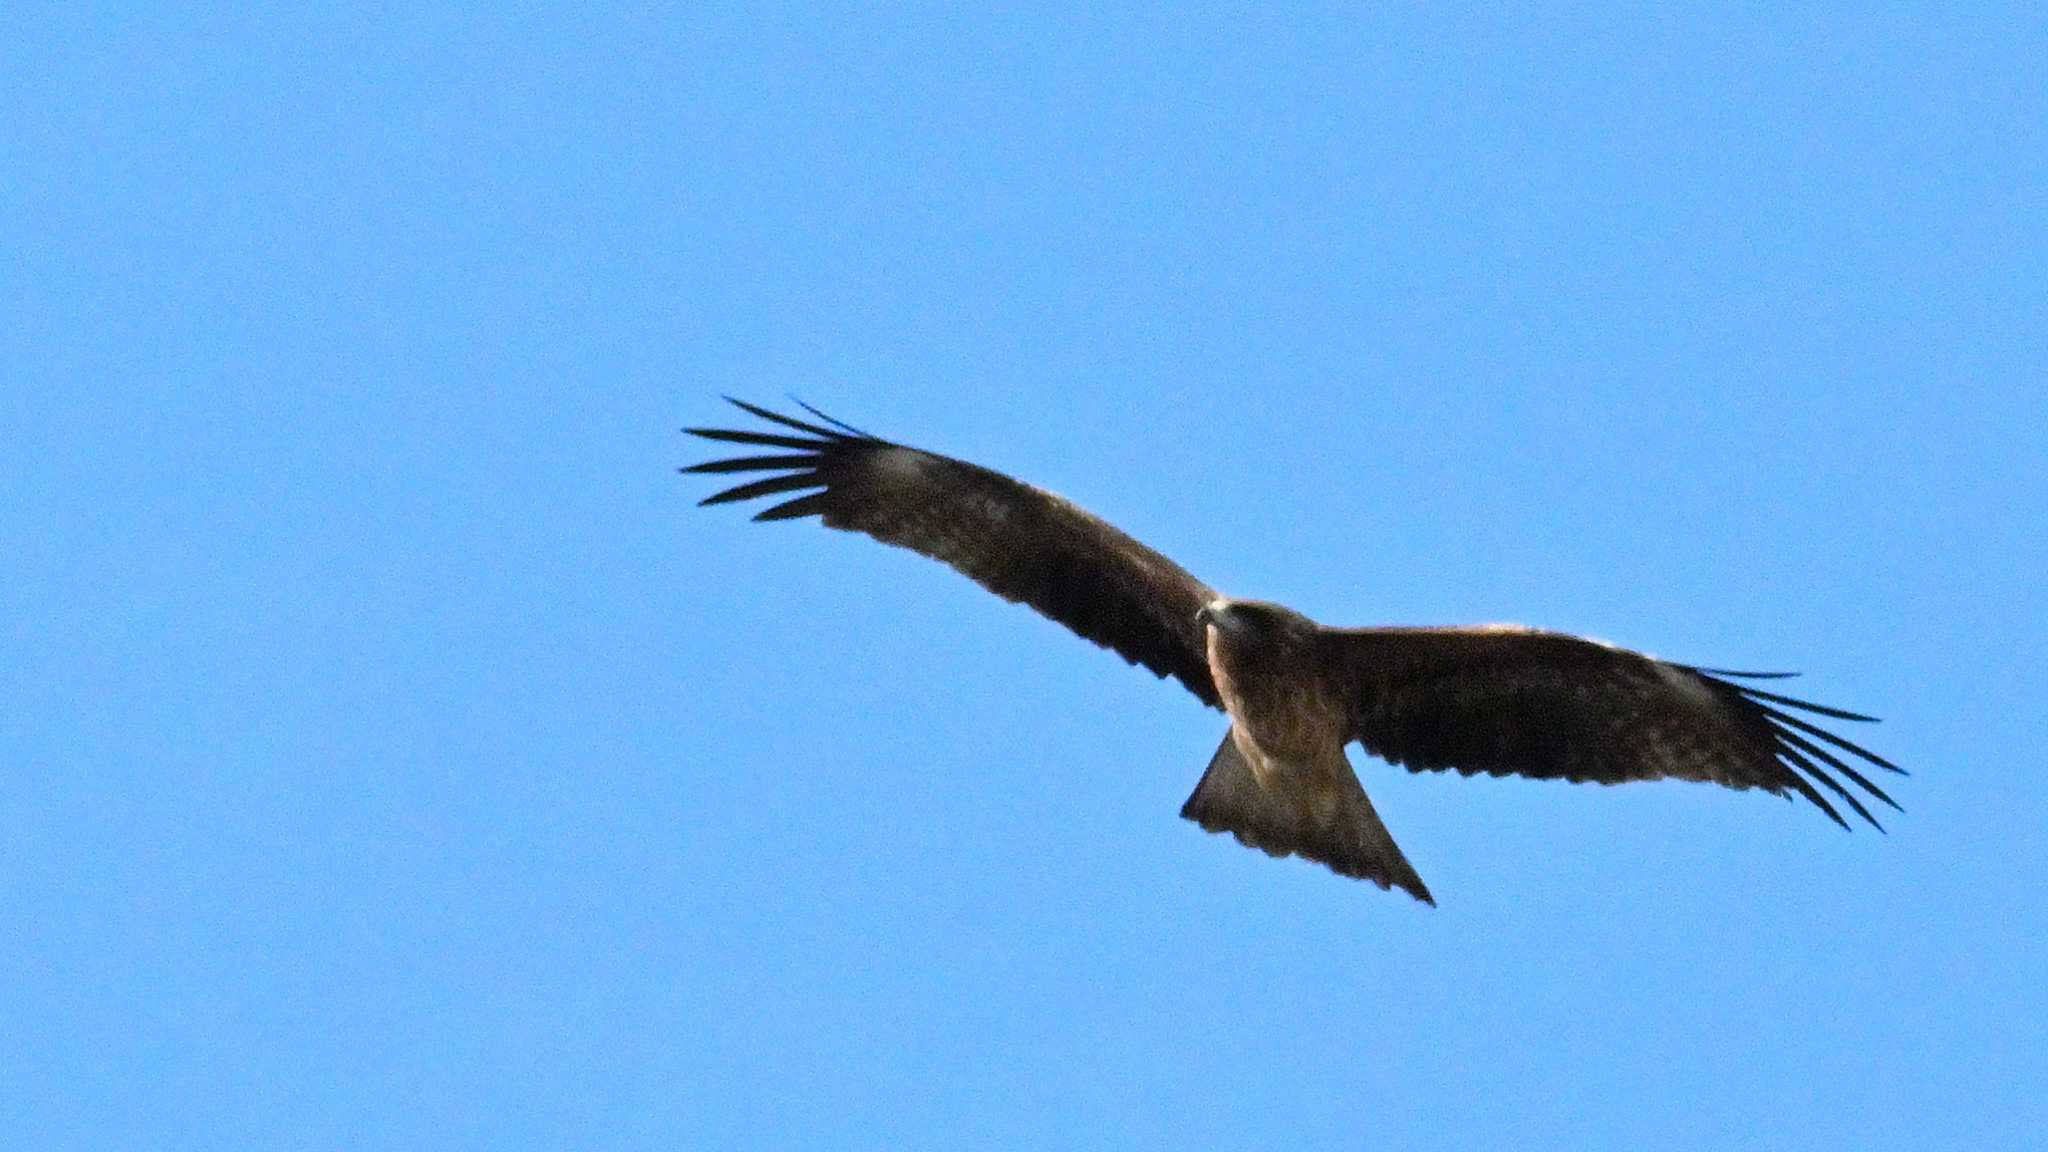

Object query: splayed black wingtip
[681,453,819,475]
[1681,665,1802,680]
[1688,665,1908,823]
[684,401,901,522]
[1771,723,1901,812]
[753,491,834,521]
[684,402,873,522]
[1728,683,1880,724]
[700,472,827,507]
[684,426,823,451]
[1693,670,1901,772]
[720,396,854,441]
[1690,668,1879,723]
[1777,767,1851,830]
[788,395,878,440]
[1778,743,1883,832]
[1754,703,1906,776]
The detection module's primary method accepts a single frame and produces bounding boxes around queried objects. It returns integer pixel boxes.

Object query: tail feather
[1180,732,1434,905]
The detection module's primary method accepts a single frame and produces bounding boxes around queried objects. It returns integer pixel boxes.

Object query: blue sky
[6,6,2045,1149]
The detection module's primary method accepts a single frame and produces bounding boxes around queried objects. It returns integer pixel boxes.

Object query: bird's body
[1205,602,1335,766]
[685,400,1903,904]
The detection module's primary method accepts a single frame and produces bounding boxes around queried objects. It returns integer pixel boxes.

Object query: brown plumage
[685,400,1903,904]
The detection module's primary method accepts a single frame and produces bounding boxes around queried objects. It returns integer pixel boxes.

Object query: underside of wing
[684,398,1221,707]
[1324,626,1903,830]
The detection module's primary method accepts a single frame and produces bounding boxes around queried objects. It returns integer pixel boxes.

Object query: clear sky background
[6,6,2045,1149]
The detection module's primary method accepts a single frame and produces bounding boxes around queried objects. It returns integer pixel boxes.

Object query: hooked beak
[1195,602,1224,630]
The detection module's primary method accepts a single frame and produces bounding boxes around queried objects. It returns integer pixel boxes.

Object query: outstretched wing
[685,399,1221,707]
[1321,626,1903,829]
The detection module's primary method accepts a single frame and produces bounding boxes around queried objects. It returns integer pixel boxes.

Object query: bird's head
[1197,599,1315,649]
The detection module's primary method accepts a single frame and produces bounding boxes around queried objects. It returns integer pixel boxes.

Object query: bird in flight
[684,399,1902,904]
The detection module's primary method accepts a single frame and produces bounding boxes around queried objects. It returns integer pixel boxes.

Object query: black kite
[684,400,1902,904]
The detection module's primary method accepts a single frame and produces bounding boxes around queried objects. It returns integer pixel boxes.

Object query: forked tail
[1180,732,1435,905]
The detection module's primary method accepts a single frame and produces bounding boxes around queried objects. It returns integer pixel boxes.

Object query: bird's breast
[1206,628,1342,763]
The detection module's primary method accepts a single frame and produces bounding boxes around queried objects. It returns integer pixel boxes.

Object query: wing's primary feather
[684,399,1221,707]
[1322,626,1899,829]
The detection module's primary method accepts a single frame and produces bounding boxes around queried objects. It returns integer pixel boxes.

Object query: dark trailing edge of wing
[1683,666,1906,832]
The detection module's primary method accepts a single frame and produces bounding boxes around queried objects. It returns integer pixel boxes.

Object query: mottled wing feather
[685,399,1221,707]
[1321,626,1901,829]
